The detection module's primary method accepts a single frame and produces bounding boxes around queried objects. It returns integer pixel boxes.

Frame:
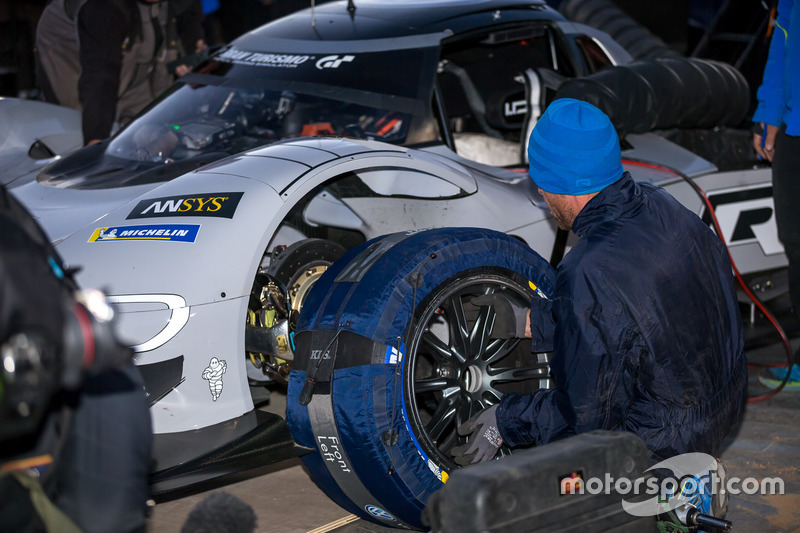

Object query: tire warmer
[286,228,556,530]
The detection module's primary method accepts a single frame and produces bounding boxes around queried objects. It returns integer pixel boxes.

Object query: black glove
[472,293,529,339]
[450,405,503,465]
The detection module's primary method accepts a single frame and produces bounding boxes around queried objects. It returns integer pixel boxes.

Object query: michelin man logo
[202,357,227,401]
[97,228,118,240]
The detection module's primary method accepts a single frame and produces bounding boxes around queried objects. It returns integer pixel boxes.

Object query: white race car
[4,0,787,512]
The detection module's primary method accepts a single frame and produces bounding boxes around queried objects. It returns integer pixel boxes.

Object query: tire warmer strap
[307,392,414,529]
[303,330,414,529]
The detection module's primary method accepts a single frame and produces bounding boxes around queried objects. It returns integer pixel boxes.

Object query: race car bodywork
[5,0,787,497]
[0,97,82,188]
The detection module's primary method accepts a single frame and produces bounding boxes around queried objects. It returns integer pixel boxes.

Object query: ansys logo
[127,192,244,220]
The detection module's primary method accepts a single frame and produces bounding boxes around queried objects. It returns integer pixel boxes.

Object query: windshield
[106,45,438,164]
[107,84,413,163]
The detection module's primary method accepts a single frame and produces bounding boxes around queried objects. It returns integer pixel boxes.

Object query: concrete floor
[145,390,353,533]
[146,340,800,533]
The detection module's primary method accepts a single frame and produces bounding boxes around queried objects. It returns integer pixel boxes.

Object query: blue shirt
[753,0,800,135]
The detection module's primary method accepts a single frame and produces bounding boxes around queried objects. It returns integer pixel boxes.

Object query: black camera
[0,289,132,447]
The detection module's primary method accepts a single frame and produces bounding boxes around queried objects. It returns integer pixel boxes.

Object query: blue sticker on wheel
[365,505,396,522]
[384,342,405,364]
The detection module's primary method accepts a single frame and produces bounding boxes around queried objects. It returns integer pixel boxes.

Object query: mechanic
[752,0,800,390]
[35,0,206,145]
[0,183,152,533]
[452,98,747,466]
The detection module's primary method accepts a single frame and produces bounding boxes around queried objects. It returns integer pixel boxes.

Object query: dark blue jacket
[497,173,747,462]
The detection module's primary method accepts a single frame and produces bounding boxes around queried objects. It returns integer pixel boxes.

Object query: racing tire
[286,228,555,529]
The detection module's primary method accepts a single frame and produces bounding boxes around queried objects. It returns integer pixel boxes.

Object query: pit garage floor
[146,339,800,533]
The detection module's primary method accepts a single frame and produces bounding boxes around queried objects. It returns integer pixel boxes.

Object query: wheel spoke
[419,330,455,364]
[457,397,479,423]
[482,338,519,364]
[438,426,459,454]
[470,303,494,358]
[483,388,503,405]
[414,377,459,394]
[424,393,459,444]
[489,366,549,384]
[440,296,469,363]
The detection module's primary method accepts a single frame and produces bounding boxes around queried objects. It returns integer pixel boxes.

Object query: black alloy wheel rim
[403,271,552,470]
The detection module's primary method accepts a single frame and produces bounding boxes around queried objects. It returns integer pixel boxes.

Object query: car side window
[328,169,465,199]
[574,34,615,73]
[436,24,566,167]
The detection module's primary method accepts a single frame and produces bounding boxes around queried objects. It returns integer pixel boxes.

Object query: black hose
[553,57,750,138]
[558,0,681,60]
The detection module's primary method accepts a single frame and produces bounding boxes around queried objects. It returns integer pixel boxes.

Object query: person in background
[752,0,800,391]
[35,0,206,145]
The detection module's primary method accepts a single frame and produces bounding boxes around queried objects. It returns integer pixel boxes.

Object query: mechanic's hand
[450,405,503,465]
[472,293,530,339]
[753,122,779,162]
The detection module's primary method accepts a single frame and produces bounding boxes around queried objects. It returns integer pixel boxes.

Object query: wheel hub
[462,365,483,394]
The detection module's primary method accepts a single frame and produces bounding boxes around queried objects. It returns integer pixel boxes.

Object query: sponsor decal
[703,186,784,255]
[216,47,311,68]
[202,357,227,401]
[88,224,200,243]
[384,342,405,365]
[127,192,243,219]
[427,459,449,483]
[315,54,355,69]
[310,349,332,361]
[364,505,396,522]
[528,280,548,299]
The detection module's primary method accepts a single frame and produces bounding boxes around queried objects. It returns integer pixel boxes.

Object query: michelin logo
[89,224,200,243]
[202,357,227,401]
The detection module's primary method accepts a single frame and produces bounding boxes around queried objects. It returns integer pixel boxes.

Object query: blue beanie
[528,98,623,195]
